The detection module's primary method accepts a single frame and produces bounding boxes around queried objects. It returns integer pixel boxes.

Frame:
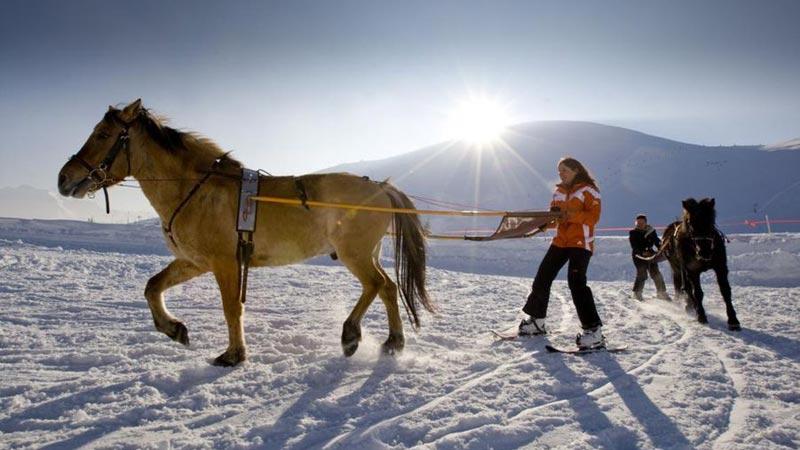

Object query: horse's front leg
[687,272,708,324]
[714,265,741,330]
[145,259,206,345]
[212,268,247,366]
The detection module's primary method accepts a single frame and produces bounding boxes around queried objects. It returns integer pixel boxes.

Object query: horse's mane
[107,109,241,167]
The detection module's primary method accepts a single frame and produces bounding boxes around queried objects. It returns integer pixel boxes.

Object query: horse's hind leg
[375,264,404,354]
[668,262,684,302]
[337,251,390,357]
[715,265,741,330]
[145,259,206,345]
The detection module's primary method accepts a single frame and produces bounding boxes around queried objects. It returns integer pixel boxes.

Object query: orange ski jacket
[548,182,602,253]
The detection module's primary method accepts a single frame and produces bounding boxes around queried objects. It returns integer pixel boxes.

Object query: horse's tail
[383,184,435,329]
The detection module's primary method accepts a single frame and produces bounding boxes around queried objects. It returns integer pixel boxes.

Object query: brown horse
[57,99,434,366]
[655,198,741,330]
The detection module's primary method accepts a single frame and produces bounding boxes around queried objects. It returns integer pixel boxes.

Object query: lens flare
[445,95,512,148]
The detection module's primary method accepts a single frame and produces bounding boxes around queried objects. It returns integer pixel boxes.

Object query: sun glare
[446,95,512,147]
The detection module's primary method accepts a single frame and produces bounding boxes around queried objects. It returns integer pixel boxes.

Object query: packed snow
[1,227,799,449]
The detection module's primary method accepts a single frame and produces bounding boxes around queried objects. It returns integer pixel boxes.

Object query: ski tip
[491,329,519,340]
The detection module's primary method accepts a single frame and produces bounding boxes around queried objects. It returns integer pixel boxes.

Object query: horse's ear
[709,198,715,207]
[682,198,697,210]
[120,99,143,122]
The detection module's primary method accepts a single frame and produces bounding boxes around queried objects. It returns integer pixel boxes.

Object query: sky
[1,0,799,198]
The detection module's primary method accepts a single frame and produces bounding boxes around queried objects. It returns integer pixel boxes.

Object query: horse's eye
[97,132,111,140]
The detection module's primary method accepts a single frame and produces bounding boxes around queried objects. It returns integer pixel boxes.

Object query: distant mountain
[322,121,800,232]
[0,185,154,223]
[0,185,103,220]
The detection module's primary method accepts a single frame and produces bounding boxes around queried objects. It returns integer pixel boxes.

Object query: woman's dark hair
[558,157,598,190]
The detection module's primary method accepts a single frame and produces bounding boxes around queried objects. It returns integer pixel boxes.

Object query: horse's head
[681,197,717,261]
[57,99,143,198]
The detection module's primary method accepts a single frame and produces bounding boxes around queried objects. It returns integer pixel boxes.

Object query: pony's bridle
[684,223,715,262]
[68,113,134,213]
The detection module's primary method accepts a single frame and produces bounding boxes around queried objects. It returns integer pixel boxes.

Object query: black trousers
[632,254,667,293]
[523,245,602,330]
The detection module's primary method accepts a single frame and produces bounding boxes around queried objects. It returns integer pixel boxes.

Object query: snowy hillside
[1,224,799,448]
[763,137,800,151]
[323,121,800,233]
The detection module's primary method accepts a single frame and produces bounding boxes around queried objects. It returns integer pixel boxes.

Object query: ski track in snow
[1,239,799,449]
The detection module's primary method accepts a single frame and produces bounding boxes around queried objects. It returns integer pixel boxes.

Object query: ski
[490,328,520,340]
[545,344,627,354]
[491,328,549,341]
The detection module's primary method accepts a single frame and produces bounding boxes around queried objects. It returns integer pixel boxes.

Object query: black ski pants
[523,245,602,330]
[632,254,667,293]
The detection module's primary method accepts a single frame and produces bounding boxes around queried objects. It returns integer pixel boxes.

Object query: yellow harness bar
[250,195,561,240]
[249,195,550,217]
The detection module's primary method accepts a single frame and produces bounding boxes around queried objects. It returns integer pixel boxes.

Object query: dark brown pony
[656,198,741,330]
[57,99,435,366]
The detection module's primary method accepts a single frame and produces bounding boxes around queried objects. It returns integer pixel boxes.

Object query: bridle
[68,113,134,213]
[681,222,716,262]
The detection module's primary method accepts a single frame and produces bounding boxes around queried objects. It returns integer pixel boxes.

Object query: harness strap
[102,186,110,214]
[163,171,214,247]
[163,155,230,246]
[236,231,255,304]
[295,177,310,210]
[236,168,260,304]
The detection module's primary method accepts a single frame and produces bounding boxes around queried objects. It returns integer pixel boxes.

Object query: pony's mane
[682,198,717,230]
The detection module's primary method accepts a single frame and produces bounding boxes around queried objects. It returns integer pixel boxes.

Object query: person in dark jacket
[629,214,669,301]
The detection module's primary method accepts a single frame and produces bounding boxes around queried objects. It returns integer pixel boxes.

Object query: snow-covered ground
[1,231,799,449]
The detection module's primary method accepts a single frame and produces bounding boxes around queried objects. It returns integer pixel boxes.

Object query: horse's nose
[57,173,72,196]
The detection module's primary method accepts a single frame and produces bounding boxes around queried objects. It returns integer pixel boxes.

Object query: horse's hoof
[381,334,405,355]
[341,321,361,357]
[342,340,359,357]
[212,350,245,367]
[164,321,190,346]
[697,315,709,324]
[728,322,741,331]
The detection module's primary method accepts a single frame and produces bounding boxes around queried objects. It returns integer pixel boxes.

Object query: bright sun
[445,95,512,147]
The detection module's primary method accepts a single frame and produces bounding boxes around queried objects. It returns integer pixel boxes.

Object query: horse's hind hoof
[381,334,405,355]
[341,320,361,357]
[342,341,359,357]
[728,322,741,331]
